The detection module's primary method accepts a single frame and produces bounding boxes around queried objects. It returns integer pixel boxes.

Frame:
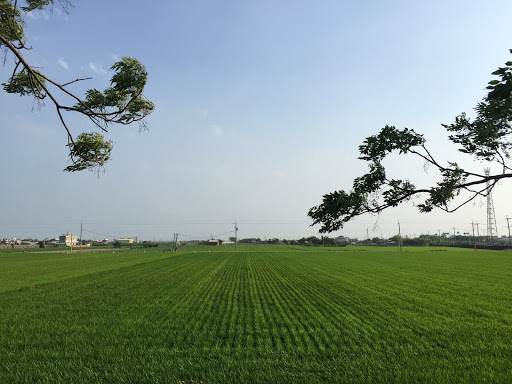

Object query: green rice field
[1,245,511,383]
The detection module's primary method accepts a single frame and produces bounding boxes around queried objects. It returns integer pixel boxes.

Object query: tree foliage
[309,51,512,233]
[0,0,154,172]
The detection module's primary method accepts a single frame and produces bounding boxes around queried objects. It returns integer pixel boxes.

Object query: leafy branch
[309,50,512,233]
[0,0,154,173]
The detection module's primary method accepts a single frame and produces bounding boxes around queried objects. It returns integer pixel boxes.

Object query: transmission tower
[484,168,498,244]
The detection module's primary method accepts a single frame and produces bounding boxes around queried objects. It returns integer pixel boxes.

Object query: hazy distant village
[1,233,355,250]
[0,232,134,249]
[2,231,511,251]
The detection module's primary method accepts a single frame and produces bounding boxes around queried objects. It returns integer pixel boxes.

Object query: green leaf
[64,132,113,173]
[73,57,154,124]
[21,0,53,13]
[0,0,26,42]
[2,70,45,97]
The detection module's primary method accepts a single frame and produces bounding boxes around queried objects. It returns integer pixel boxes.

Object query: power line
[82,229,118,238]
[82,229,137,239]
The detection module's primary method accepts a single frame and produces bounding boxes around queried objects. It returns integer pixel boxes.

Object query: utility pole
[135,236,138,252]
[485,168,498,244]
[507,217,511,247]
[398,220,402,251]
[80,222,83,253]
[471,221,476,251]
[453,227,456,245]
[235,221,238,253]
[476,223,480,245]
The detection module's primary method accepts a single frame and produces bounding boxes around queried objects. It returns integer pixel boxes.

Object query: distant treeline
[237,236,347,246]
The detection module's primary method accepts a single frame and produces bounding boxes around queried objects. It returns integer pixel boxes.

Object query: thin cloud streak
[57,57,69,70]
[89,62,107,74]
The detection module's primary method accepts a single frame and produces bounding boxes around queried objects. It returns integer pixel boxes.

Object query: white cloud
[25,8,67,21]
[210,124,223,136]
[26,10,49,20]
[89,62,107,74]
[111,53,120,62]
[57,57,69,70]
[25,11,36,19]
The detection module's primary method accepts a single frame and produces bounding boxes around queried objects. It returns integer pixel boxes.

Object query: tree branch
[2,2,154,172]
[61,76,92,87]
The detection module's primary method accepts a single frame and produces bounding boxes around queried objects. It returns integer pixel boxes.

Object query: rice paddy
[1,246,511,383]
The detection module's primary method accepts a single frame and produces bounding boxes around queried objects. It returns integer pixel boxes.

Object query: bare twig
[61,77,92,87]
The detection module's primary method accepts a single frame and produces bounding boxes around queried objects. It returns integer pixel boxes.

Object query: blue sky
[2,0,512,241]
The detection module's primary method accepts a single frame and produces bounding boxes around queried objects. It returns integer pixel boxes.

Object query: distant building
[334,236,348,245]
[2,238,21,245]
[59,233,78,247]
[208,239,219,246]
[117,238,134,244]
